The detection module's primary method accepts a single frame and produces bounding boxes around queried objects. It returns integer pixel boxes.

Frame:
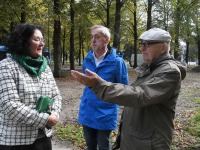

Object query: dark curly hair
[6,23,43,55]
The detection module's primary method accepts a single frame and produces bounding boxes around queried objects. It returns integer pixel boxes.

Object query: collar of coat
[136,55,175,77]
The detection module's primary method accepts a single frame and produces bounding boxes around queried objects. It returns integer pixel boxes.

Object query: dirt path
[52,67,200,149]
[52,77,84,150]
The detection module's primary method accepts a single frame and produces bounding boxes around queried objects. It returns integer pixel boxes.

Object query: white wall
[130,54,143,66]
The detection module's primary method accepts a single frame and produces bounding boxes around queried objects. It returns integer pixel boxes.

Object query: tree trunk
[78,29,82,66]
[146,0,152,30]
[185,41,189,64]
[62,27,66,65]
[70,0,75,70]
[53,0,61,78]
[174,0,180,60]
[21,0,26,23]
[113,0,124,51]
[198,38,200,66]
[106,0,111,28]
[81,41,84,62]
[133,0,138,68]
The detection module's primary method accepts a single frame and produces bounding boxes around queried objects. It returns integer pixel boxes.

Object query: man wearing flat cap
[71,28,187,150]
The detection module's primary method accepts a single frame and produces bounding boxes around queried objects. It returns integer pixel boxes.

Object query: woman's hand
[46,113,59,128]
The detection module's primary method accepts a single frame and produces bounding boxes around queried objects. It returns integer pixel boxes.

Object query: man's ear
[161,43,168,54]
[105,37,110,44]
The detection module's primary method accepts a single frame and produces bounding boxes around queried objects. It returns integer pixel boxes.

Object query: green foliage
[54,122,118,149]
[55,123,86,149]
[172,109,200,148]
[187,126,200,137]
[123,43,134,60]
[191,112,200,125]
[193,98,200,104]
[185,114,200,139]
[0,0,199,63]
[185,98,200,138]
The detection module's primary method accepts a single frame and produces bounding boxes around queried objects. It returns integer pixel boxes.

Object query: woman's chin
[30,53,42,58]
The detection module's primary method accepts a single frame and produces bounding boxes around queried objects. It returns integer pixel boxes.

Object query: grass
[171,98,200,149]
[54,123,118,150]
[54,119,200,150]
[186,98,200,138]
[54,123,86,149]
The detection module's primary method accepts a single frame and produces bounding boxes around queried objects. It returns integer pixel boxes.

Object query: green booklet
[35,96,54,113]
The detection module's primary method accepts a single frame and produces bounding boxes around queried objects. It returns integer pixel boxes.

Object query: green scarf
[11,54,48,77]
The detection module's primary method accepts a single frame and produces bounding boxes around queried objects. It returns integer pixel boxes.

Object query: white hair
[91,25,111,41]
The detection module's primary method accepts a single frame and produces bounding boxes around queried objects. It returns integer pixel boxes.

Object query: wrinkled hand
[46,113,59,128]
[71,69,99,88]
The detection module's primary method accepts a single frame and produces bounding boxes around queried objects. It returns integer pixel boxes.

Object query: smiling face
[28,29,45,58]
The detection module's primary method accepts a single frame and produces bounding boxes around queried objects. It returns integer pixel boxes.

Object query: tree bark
[21,0,26,23]
[113,0,124,51]
[70,0,75,70]
[133,0,138,68]
[146,0,152,30]
[53,0,61,78]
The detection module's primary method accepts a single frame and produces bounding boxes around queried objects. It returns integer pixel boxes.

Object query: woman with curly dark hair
[0,23,62,150]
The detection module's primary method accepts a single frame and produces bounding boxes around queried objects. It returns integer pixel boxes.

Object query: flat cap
[138,28,171,42]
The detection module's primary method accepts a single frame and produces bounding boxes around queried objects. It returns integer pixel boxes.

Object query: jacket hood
[174,60,187,80]
[150,55,187,80]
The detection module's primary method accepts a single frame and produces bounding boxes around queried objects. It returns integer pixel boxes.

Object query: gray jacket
[92,55,187,150]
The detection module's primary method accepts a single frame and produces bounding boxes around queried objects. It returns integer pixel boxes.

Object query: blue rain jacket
[78,47,128,130]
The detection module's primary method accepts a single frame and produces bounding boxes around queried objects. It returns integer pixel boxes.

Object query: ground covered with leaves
[52,66,200,150]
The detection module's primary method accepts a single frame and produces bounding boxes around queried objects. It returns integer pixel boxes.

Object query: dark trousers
[83,125,112,150]
[0,137,52,150]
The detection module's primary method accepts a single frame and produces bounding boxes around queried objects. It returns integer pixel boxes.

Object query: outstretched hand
[71,69,99,88]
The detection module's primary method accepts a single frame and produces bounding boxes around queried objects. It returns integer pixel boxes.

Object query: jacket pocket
[128,128,154,139]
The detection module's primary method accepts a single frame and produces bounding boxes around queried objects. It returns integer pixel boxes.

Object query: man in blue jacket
[78,25,128,150]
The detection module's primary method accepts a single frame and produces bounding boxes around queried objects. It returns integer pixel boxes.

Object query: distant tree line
[0,0,199,77]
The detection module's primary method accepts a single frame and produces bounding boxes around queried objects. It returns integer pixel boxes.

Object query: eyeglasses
[140,41,163,48]
[32,37,45,44]
[91,34,102,40]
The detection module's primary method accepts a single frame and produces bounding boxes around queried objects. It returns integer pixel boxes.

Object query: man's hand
[71,69,98,88]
